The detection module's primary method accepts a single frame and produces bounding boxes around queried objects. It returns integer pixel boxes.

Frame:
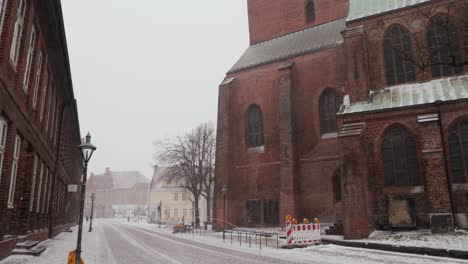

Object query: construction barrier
[285,221,321,245]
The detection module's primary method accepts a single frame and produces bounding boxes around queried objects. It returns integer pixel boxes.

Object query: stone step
[63,228,73,233]
[16,235,29,243]
[16,240,39,249]
[12,245,47,256]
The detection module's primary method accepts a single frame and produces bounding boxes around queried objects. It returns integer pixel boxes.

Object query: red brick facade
[0,0,82,260]
[214,0,467,239]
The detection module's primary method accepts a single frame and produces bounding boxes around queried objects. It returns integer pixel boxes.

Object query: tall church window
[247,200,260,224]
[319,88,341,135]
[263,199,279,225]
[247,105,264,148]
[306,0,315,23]
[384,25,416,86]
[382,126,419,186]
[427,16,463,78]
[448,120,468,183]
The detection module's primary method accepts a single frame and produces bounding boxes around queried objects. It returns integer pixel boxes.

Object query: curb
[322,239,468,260]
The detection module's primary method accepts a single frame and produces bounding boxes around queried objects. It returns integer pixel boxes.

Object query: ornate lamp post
[222,185,228,231]
[88,193,95,232]
[76,133,96,264]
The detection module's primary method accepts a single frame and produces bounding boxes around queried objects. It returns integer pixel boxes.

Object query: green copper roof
[339,75,468,115]
[228,18,346,74]
[347,0,433,21]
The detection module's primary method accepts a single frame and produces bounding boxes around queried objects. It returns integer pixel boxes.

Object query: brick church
[213,0,467,239]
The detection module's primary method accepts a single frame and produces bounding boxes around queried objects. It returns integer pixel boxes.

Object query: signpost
[68,184,78,193]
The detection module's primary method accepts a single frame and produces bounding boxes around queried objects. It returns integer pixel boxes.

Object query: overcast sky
[61,1,249,178]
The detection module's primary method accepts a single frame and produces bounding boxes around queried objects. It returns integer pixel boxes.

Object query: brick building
[213,0,467,239]
[86,168,149,219]
[0,0,82,259]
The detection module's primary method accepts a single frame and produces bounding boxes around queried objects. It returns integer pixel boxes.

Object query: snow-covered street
[1,220,468,264]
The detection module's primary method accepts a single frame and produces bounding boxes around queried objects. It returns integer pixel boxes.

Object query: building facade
[214,0,467,239]
[0,0,82,260]
[149,166,211,225]
[86,168,150,219]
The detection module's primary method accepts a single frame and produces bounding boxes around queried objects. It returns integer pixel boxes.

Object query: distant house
[86,168,150,218]
[149,166,211,224]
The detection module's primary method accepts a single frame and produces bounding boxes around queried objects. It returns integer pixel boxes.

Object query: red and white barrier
[285,221,321,245]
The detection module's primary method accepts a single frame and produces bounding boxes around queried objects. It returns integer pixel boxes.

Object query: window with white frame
[49,96,56,137]
[10,0,27,66]
[29,154,38,211]
[174,208,178,217]
[32,52,43,109]
[45,86,53,130]
[0,117,7,183]
[174,192,178,201]
[42,167,49,213]
[53,113,59,145]
[23,27,36,93]
[39,71,48,121]
[45,169,52,213]
[7,135,21,207]
[0,0,9,39]
[36,162,44,212]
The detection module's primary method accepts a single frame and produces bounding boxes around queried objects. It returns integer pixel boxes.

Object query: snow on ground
[123,220,468,264]
[0,222,108,264]
[324,229,468,251]
[2,219,468,264]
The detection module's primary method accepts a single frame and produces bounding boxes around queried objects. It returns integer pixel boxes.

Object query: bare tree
[155,122,215,227]
[384,2,466,79]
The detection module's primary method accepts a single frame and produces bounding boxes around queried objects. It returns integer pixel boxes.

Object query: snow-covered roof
[339,75,468,115]
[347,0,433,22]
[150,166,184,192]
[111,171,149,190]
[228,18,346,74]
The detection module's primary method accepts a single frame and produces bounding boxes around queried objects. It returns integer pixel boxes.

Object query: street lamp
[88,193,95,232]
[222,184,228,232]
[75,133,96,264]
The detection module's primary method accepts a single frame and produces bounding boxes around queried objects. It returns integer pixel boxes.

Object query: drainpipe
[435,100,458,229]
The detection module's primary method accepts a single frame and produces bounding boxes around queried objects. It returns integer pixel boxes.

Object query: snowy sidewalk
[322,229,468,260]
[0,223,107,264]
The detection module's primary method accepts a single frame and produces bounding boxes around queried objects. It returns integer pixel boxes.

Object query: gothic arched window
[319,88,341,135]
[306,0,315,23]
[246,105,264,148]
[448,120,468,183]
[384,25,416,86]
[427,16,463,78]
[382,126,419,186]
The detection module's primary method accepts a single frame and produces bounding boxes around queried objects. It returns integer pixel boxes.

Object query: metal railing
[222,229,280,250]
